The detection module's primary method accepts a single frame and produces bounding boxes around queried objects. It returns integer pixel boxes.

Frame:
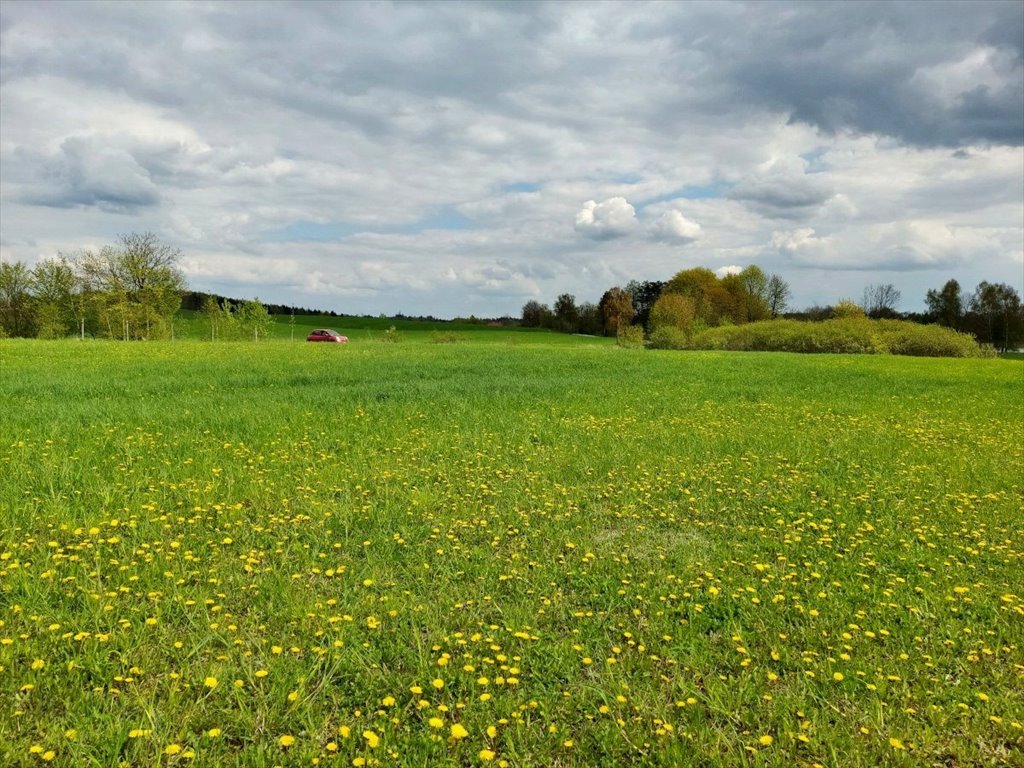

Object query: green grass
[174,310,586,344]
[1,337,1022,767]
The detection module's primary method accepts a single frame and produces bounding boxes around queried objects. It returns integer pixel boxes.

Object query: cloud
[0,2,1020,316]
[728,158,834,219]
[772,221,998,271]
[705,2,1024,147]
[574,197,637,239]
[649,210,701,243]
[20,136,160,212]
[715,265,743,278]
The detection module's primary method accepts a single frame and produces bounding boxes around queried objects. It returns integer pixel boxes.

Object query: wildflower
[758,735,773,746]
[164,744,183,755]
[207,728,222,737]
[450,724,469,740]
[363,730,380,748]
[889,738,905,750]
[204,676,218,689]
[479,748,496,761]
[429,717,444,728]
[31,659,45,671]
[279,735,295,747]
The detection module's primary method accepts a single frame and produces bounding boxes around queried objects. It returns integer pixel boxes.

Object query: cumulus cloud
[715,265,743,277]
[772,221,994,271]
[649,210,701,243]
[574,197,638,239]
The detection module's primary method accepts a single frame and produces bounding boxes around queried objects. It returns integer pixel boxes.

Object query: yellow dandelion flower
[889,738,905,750]
[164,744,183,755]
[363,730,380,748]
[279,735,295,747]
[428,717,444,728]
[31,659,45,671]
[758,735,773,746]
[479,748,496,761]
[450,724,469,740]
[204,676,218,689]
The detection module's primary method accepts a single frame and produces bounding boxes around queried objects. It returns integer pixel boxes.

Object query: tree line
[0,233,275,341]
[522,268,1024,352]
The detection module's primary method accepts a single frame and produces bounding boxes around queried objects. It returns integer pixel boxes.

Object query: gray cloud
[700,1,1024,148]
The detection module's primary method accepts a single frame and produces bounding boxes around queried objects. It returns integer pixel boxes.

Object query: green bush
[689,318,989,357]
[648,326,688,349]
[381,325,400,343]
[616,324,645,348]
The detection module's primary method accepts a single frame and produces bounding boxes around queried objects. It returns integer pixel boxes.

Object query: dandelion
[758,735,773,746]
[207,728,222,737]
[164,744,183,755]
[889,738,905,750]
[479,748,496,761]
[363,730,380,748]
[450,724,469,740]
[31,659,45,671]
[204,676,218,689]
[429,717,444,728]
[279,735,295,747]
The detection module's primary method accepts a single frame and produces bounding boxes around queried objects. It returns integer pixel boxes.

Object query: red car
[306,328,349,343]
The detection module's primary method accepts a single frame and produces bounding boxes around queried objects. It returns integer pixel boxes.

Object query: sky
[1,1,1022,318]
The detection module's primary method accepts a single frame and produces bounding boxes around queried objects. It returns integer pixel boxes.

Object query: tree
[202,294,221,341]
[74,233,186,339]
[31,257,78,338]
[664,267,734,326]
[577,302,603,335]
[833,299,866,319]
[0,261,36,337]
[521,300,544,328]
[237,298,273,342]
[968,282,1023,352]
[598,287,635,336]
[554,293,579,333]
[925,279,962,329]
[766,274,791,318]
[625,280,664,330]
[862,283,901,319]
[650,293,696,336]
[738,265,771,322]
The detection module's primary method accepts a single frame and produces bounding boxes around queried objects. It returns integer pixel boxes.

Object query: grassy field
[1,336,1022,767]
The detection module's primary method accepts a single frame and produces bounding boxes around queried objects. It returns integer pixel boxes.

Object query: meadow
[1,336,1022,767]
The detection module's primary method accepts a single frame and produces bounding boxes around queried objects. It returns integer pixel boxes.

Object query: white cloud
[649,210,702,243]
[715,265,743,277]
[574,197,638,239]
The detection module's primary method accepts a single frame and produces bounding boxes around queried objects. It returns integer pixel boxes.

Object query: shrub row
[680,318,992,357]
